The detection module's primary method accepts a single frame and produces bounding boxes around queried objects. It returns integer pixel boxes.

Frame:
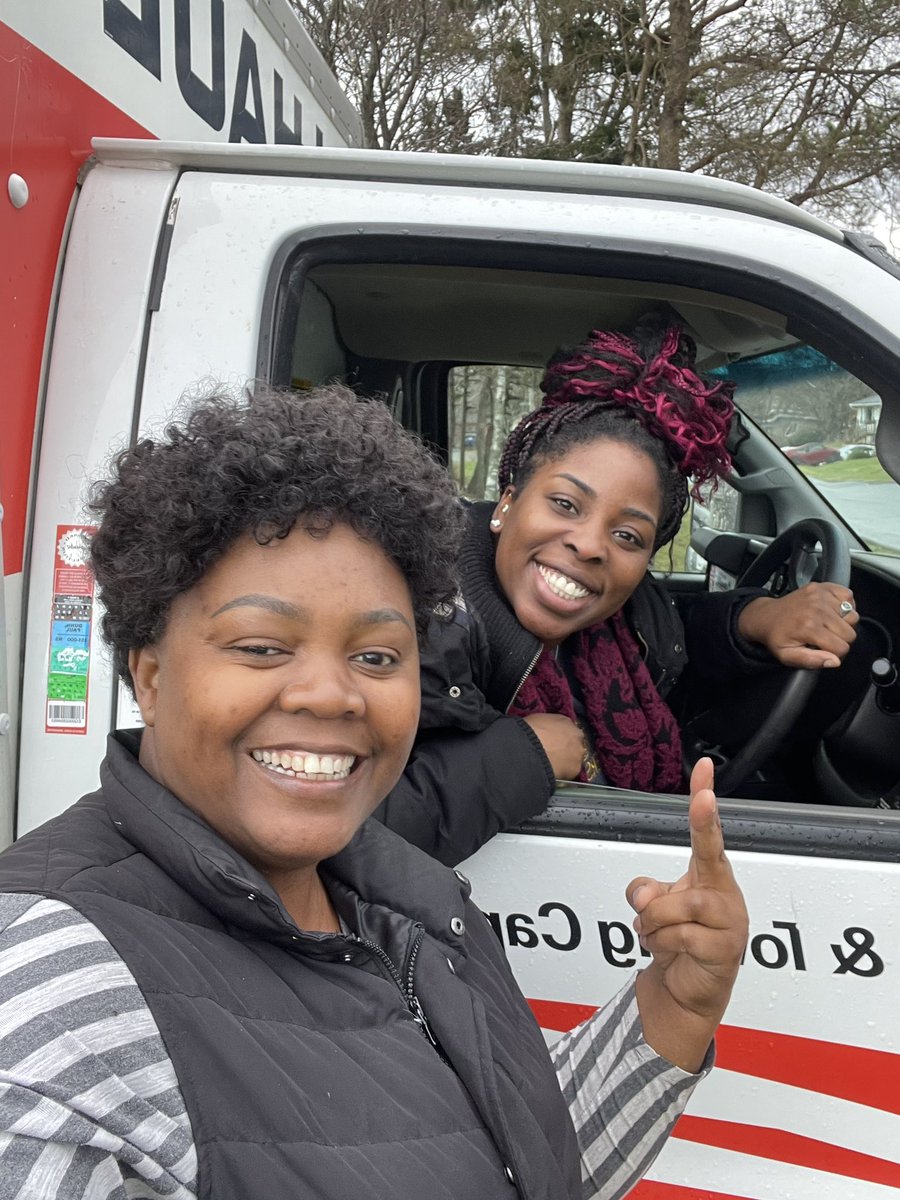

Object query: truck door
[15,164,178,833]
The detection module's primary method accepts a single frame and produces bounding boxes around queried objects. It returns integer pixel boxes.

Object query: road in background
[812,478,900,552]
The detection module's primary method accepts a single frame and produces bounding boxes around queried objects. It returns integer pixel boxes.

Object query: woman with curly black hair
[0,382,747,1200]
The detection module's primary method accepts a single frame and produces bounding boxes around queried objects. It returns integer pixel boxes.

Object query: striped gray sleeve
[549,974,713,1200]
[0,893,197,1200]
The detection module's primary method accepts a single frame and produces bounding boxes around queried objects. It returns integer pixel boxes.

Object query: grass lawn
[799,458,892,483]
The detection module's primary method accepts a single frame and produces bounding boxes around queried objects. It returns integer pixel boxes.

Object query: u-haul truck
[3,4,900,1197]
[1,0,360,842]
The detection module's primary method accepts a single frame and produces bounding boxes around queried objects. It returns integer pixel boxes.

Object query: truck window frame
[258,230,900,863]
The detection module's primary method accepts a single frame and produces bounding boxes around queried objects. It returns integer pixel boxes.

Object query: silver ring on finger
[839,600,854,617]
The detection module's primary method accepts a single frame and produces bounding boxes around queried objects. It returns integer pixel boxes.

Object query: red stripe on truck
[674,1115,900,1189]
[1,21,150,577]
[528,997,900,1118]
[715,1022,900,1118]
[526,997,599,1031]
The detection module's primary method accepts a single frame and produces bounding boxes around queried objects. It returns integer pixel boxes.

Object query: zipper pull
[410,994,440,1049]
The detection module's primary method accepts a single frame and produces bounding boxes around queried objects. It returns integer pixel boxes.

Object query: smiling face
[492,438,663,646]
[130,522,420,888]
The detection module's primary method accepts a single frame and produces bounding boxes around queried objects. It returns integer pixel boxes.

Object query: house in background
[850,394,882,438]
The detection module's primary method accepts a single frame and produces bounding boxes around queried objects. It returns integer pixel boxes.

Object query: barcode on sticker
[47,702,86,726]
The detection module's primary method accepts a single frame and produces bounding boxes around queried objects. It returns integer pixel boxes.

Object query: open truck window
[265,240,900,843]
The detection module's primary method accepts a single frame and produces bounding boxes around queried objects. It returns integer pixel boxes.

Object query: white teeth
[538,564,590,600]
[251,748,355,781]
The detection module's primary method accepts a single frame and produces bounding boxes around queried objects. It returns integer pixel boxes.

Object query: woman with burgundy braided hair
[493,318,738,795]
[375,313,858,860]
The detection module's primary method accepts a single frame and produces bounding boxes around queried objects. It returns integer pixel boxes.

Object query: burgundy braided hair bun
[498,313,735,498]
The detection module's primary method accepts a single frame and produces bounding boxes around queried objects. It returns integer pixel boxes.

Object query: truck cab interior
[259,233,900,852]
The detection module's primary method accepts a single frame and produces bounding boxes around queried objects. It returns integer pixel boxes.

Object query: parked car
[782,441,841,465]
[839,443,877,459]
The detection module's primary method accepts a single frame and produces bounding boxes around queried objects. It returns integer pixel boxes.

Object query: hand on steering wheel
[686,517,852,797]
[737,581,858,670]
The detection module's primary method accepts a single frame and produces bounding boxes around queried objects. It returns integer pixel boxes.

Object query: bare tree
[679,0,900,223]
[293,0,482,150]
[294,0,900,226]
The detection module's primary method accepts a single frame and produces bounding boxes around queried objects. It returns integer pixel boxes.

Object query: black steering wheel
[685,517,851,796]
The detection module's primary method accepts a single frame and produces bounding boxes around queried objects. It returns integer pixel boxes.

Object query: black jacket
[377,503,769,863]
[0,731,579,1200]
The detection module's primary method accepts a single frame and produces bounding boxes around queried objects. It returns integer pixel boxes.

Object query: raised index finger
[688,757,732,884]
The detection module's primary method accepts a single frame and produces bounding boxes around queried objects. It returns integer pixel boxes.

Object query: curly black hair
[88,383,465,688]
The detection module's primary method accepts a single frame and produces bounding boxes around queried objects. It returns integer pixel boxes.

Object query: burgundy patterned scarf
[509,610,683,792]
